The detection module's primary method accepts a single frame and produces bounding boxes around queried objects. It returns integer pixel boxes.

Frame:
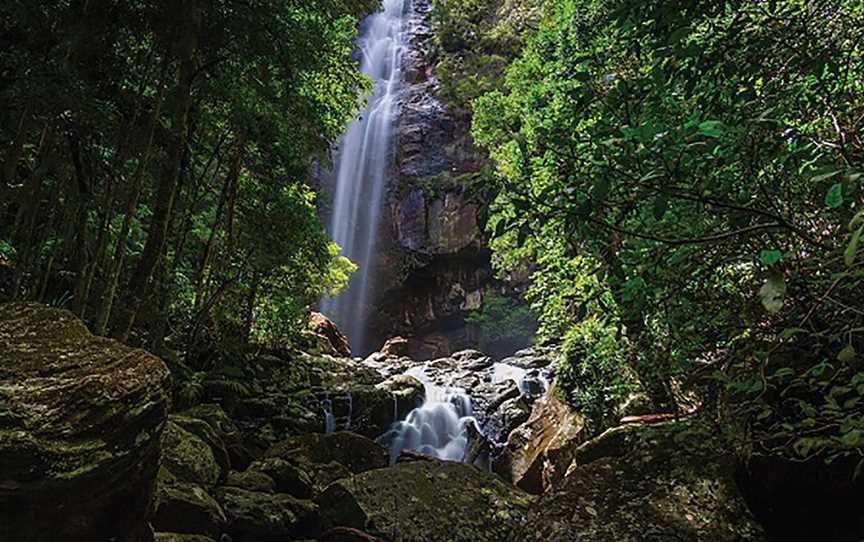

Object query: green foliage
[472,0,864,458]
[0,0,371,348]
[430,0,543,113]
[465,288,537,351]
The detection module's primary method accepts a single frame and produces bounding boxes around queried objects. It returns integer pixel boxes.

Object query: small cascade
[492,362,551,397]
[323,396,336,434]
[380,368,479,464]
[322,392,354,433]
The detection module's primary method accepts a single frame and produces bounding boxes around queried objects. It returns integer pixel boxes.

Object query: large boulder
[161,419,228,486]
[494,385,586,493]
[519,418,766,542]
[0,303,171,542]
[215,486,319,542]
[152,482,226,537]
[316,460,534,541]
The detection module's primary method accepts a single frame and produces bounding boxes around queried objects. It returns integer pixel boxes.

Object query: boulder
[249,457,315,498]
[309,312,351,357]
[182,403,254,470]
[316,460,534,541]
[380,336,410,356]
[265,432,388,475]
[161,419,227,486]
[376,374,424,420]
[216,486,319,542]
[152,482,226,537]
[0,303,170,542]
[225,469,276,493]
[519,418,766,542]
[154,534,216,542]
[318,527,388,542]
[494,385,585,493]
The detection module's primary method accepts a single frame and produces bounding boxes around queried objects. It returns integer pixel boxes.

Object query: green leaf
[845,225,863,267]
[825,183,844,208]
[759,275,786,313]
[653,196,668,220]
[592,178,610,202]
[494,218,508,238]
[697,120,724,138]
[841,430,864,448]
[812,169,841,183]
[838,345,857,363]
[760,249,782,266]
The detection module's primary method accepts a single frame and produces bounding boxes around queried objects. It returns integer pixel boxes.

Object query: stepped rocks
[0,302,171,542]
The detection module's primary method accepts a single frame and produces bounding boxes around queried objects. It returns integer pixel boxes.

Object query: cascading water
[320,0,407,355]
[380,367,478,464]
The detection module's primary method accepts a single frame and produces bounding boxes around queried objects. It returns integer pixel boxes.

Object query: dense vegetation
[467,0,864,463]
[0,0,371,351]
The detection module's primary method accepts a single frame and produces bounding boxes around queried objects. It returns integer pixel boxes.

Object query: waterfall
[320,0,407,355]
[380,367,479,464]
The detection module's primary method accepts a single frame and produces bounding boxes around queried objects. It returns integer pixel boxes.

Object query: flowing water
[320,0,408,355]
[380,367,479,464]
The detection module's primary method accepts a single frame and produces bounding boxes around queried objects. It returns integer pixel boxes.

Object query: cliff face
[366,0,493,359]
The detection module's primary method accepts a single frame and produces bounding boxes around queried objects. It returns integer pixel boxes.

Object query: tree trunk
[118,2,202,340]
[93,56,171,336]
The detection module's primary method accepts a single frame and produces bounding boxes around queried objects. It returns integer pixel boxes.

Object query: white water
[381,367,479,464]
[492,362,550,397]
[320,0,407,355]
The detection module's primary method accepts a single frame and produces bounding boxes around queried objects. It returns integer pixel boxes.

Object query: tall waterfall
[321,0,407,355]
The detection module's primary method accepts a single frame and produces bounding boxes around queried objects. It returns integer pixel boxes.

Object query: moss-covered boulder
[264,432,388,475]
[0,303,170,542]
[316,460,535,541]
[215,486,319,542]
[152,482,226,537]
[154,534,216,542]
[519,418,766,542]
[225,469,276,493]
[161,419,227,486]
[249,456,315,498]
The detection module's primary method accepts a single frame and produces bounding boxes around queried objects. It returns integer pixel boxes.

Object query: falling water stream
[320,0,407,355]
[380,367,478,464]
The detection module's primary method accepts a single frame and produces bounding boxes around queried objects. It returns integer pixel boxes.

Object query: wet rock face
[0,302,171,542]
[316,459,535,541]
[494,385,587,494]
[363,0,504,355]
[520,419,767,542]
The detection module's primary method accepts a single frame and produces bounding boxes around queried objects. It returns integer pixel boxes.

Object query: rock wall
[367,0,499,359]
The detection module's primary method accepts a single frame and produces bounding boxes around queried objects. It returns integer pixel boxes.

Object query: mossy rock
[161,420,225,486]
[265,432,388,475]
[154,534,216,542]
[519,418,766,542]
[316,460,535,541]
[152,482,226,537]
[0,303,170,542]
[216,486,319,542]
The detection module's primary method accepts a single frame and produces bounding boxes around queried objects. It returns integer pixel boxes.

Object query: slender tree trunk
[93,56,170,336]
[2,106,30,186]
[195,134,245,311]
[119,2,202,340]
[242,271,261,343]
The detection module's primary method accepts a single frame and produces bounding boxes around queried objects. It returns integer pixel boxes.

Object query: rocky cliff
[367,0,515,359]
